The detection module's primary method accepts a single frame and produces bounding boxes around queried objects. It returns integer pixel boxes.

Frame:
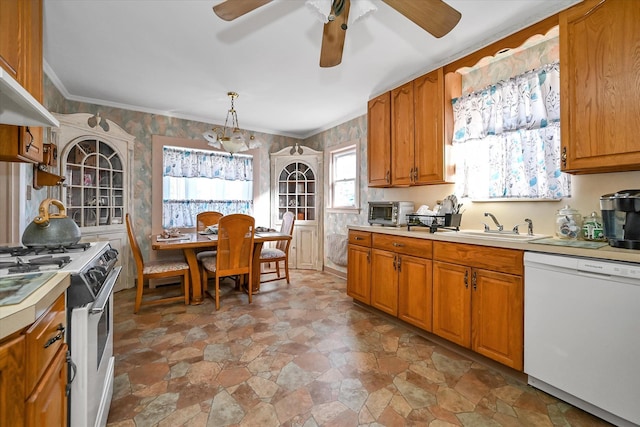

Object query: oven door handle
[90,265,122,314]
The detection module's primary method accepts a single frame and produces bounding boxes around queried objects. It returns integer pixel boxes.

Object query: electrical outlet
[26,185,32,200]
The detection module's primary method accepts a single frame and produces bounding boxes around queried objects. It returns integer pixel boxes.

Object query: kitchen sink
[450,230,549,242]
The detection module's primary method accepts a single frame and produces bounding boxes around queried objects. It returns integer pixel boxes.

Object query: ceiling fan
[212,0,462,67]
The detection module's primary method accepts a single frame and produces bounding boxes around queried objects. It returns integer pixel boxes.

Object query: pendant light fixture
[203,92,261,154]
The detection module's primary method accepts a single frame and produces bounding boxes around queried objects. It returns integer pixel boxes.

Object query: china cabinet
[55,113,135,290]
[271,146,323,270]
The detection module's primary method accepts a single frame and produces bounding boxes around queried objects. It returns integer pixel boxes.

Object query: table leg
[251,241,264,293]
[183,248,203,304]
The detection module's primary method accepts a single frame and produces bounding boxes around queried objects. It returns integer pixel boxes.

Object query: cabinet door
[414,69,445,184]
[0,0,20,78]
[398,255,432,331]
[0,334,26,427]
[432,261,471,347]
[292,225,317,270]
[370,248,398,316]
[560,0,640,173]
[347,244,371,304]
[367,92,391,187]
[391,82,415,186]
[472,269,523,370]
[25,346,68,427]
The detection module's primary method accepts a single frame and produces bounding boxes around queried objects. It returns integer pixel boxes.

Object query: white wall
[383,170,640,236]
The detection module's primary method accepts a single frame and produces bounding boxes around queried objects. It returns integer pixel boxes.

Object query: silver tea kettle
[22,198,82,247]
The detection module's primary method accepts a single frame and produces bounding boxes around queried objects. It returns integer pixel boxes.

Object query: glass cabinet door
[64,138,125,228]
[277,161,316,221]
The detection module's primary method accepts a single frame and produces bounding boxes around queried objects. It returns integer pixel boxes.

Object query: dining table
[151,231,291,304]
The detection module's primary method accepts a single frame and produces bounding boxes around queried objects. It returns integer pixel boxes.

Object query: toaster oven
[368,201,414,226]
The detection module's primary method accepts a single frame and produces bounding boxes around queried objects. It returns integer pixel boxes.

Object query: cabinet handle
[413,167,418,182]
[393,254,397,270]
[354,236,363,241]
[24,127,34,152]
[44,324,65,349]
[561,146,567,168]
[472,271,477,290]
[392,242,404,247]
[385,170,390,183]
[397,256,402,272]
[464,270,468,288]
[367,249,370,264]
[410,167,415,182]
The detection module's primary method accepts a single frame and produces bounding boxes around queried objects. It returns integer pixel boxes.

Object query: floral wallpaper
[40,75,305,259]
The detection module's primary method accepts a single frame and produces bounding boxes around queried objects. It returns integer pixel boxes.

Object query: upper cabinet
[367,92,391,187]
[560,0,640,173]
[368,68,451,188]
[0,0,45,163]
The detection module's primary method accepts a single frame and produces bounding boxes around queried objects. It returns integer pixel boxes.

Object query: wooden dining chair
[195,211,224,261]
[259,211,295,284]
[200,213,255,310]
[125,214,190,314]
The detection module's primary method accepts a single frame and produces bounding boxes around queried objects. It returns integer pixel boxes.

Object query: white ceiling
[42,0,580,139]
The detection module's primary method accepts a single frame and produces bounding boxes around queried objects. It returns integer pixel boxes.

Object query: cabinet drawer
[25,293,66,396]
[373,234,432,257]
[349,230,372,247]
[433,242,523,276]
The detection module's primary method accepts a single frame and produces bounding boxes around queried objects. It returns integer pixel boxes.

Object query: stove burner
[8,264,40,274]
[29,255,72,267]
[0,243,91,257]
[44,242,91,254]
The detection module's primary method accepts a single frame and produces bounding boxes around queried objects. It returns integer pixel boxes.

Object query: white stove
[0,241,120,427]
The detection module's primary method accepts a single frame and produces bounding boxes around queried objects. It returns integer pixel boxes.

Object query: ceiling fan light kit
[202,92,261,154]
[212,0,461,67]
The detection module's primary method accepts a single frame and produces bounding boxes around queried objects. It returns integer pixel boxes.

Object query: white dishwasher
[524,252,640,427]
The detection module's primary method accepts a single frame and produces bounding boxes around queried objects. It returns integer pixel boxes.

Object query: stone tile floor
[107,270,612,427]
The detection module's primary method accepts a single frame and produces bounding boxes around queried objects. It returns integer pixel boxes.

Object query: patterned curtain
[451,62,570,199]
[162,147,253,228]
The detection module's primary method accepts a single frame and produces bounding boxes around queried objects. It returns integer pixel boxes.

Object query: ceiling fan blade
[213,0,272,21]
[319,0,351,68]
[382,0,461,38]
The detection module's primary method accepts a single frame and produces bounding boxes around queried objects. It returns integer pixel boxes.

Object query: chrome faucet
[484,212,503,231]
[512,218,534,236]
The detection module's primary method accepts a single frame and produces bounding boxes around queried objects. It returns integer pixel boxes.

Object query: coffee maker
[600,189,640,249]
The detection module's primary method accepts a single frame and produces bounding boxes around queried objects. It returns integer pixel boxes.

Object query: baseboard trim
[323,266,346,279]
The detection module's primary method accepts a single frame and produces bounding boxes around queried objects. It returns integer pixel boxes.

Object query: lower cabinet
[291,225,319,270]
[370,234,433,332]
[0,292,68,426]
[433,242,524,370]
[347,230,371,304]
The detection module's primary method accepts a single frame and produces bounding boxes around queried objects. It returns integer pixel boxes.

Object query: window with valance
[451,61,571,200]
[162,146,253,228]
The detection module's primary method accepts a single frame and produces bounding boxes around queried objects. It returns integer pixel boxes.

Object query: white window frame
[326,140,360,213]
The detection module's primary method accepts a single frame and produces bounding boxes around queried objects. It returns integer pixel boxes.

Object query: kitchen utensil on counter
[581,211,606,241]
[603,189,640,249]
[22,198,82,247]
[555,205,582,240]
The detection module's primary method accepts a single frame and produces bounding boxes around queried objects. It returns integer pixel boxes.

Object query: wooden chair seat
[126,213,190,314]
[259,211,295,284]
[201,213,255,310]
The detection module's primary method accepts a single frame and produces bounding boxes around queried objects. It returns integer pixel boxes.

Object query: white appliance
[0,241,119,427]
[524,252,640,427]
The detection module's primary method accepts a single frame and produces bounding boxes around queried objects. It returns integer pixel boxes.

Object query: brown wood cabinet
[369,68,449,187]
[559,0,640,173]
[0,334,26,426]
[347,230,372,304]
[0,293,68,426]
[391,69,447,186]
[0,0,45,163]
[367,92,392,187]
[370,234,433,330]
[432,242,524,370]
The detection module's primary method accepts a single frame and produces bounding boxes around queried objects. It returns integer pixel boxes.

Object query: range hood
[0,68,59,127]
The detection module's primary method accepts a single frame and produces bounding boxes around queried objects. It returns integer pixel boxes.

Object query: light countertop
[0,273,70,340]
[349,225,640,264]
